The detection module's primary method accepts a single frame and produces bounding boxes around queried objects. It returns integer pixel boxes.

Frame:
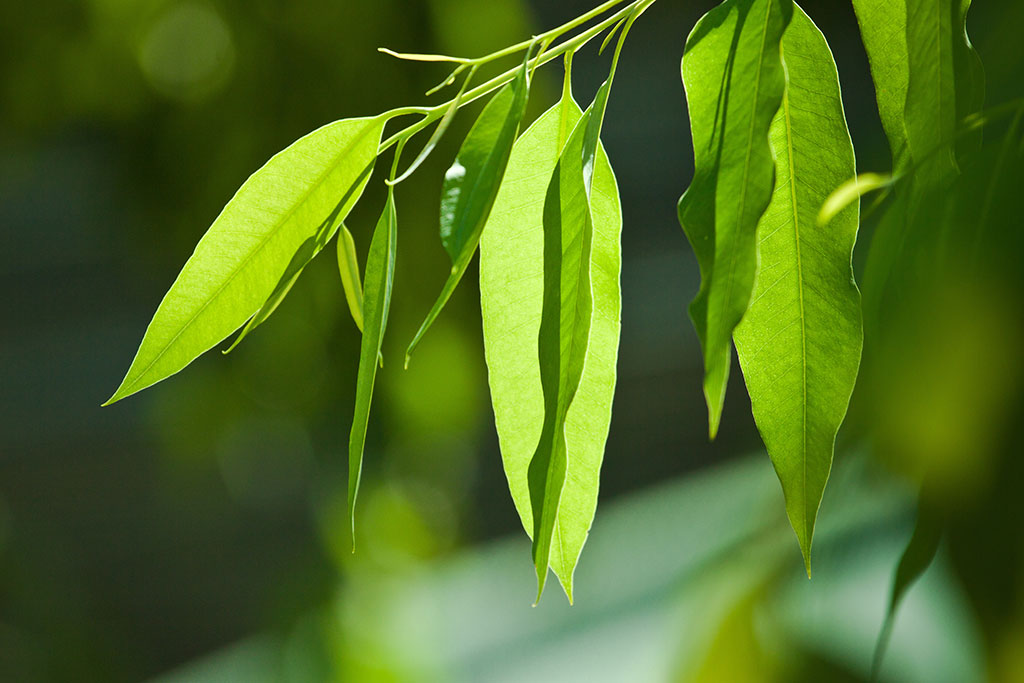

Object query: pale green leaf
[818,172,892,227]
[348,191,398,545]
[733,5,862,574]
[105,116,384,405]
[405,56,530,365]
[337,223,365,332]
[480,86,621,602]
[677,0,793,439]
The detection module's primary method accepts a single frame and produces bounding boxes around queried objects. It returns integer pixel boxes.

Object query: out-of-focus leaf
[480,76,621,600]
[852,0,911,170]
[404,56,530,365]
[105,116,384,404]
[337,224,365,332]
[733,6,862,574]
[871,496,944,680]
[677,0,793,439]
[525,67,616,603]
[904,0,984,186]
[348,191,398,545]
[818,173,892,227]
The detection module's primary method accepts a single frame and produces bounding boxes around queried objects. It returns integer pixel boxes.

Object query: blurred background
[2,0,1024,680]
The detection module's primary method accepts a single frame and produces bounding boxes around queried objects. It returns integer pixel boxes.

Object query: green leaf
[337,224,365,332]
[677,0,794,439]
[732,5,862,574]
[404,57,531,365]
[223,218,340,354]
[348,191,398,546]
[851,0,911,170]
[480,85,621,601]
[105,116,385,405]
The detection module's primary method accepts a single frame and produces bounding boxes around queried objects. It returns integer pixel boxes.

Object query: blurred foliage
[1,0,1024,681]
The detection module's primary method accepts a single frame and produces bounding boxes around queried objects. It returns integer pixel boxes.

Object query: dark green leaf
[404,57,531,365]
[105,116,384,404]
[733,5,862,574]
[348,191,398,545]
[677,0,793,438]
[480,77,622,602]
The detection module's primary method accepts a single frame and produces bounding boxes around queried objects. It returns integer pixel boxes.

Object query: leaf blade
[677,0,794,438]
[732,5,863,572]
[337,223,365,332]
[106,116,384,404]
[348,191,398,545]
[405,58,531,365]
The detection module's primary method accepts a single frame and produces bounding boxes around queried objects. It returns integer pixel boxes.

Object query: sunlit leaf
[337,224,365,332]
[818,172,892,227]
[733,5,862,574]
[404,56,531,365]
[105,116,384,404]
[852,0,912,171]
[480,74,621,602]
[348,191,398,545]
[677,0,793,438]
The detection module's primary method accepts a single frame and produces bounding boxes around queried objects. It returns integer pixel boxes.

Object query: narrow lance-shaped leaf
[404,55,531,365]
[337,223,365,332]
[105,116,385,404]
[480,70,622,601]
[348,191,398,545]
[527,70,616,603]
[677,0,793,438]
[851,0,912,171]
[732,5,862,574]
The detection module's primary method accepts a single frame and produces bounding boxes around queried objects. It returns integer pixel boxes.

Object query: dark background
[2,1,1023,680]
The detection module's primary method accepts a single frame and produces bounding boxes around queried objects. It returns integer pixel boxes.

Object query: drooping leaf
[871,496,944,680]
[732,5,862,574]
[677,0,794,438]
[404,56,531,365]
[348,191,398,545]
[480,82,622,600]
[337,224,365,332]
[105,116,385,405]
[524,68,617,603]
[223,218,340,354]
[852,0,912,171]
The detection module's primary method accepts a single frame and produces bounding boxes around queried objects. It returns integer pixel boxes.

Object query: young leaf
[480,90,622,601]
[677,0,794,439]
[732,5,862,574]
[851,0,911,170]
[404,56,531,365]
[348,191,398,545]
[223,216,340,354]
[105,116,385,405]
[337,223,365,332]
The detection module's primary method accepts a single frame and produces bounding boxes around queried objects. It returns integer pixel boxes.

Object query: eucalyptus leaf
[337,223,365,332]
[405,56,531,365]
[677,0,793,439]
[105,116,384,405]
[348,191,398,545]
[732,5,862,574]
[480,84,621,601]
[852,0,911,170]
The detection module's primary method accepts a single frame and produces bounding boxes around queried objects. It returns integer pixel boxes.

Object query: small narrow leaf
[732,5,862,573]
[481,85,622,601]
[405,56,531,365]
[223,216,340,354]
[818,172,892,227]
[677,0,794,438]
[348,191,398,546]
[105,116,384,404]
[337,224,365,332]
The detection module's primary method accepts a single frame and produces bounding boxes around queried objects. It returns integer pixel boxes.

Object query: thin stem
[377,0,648,155]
